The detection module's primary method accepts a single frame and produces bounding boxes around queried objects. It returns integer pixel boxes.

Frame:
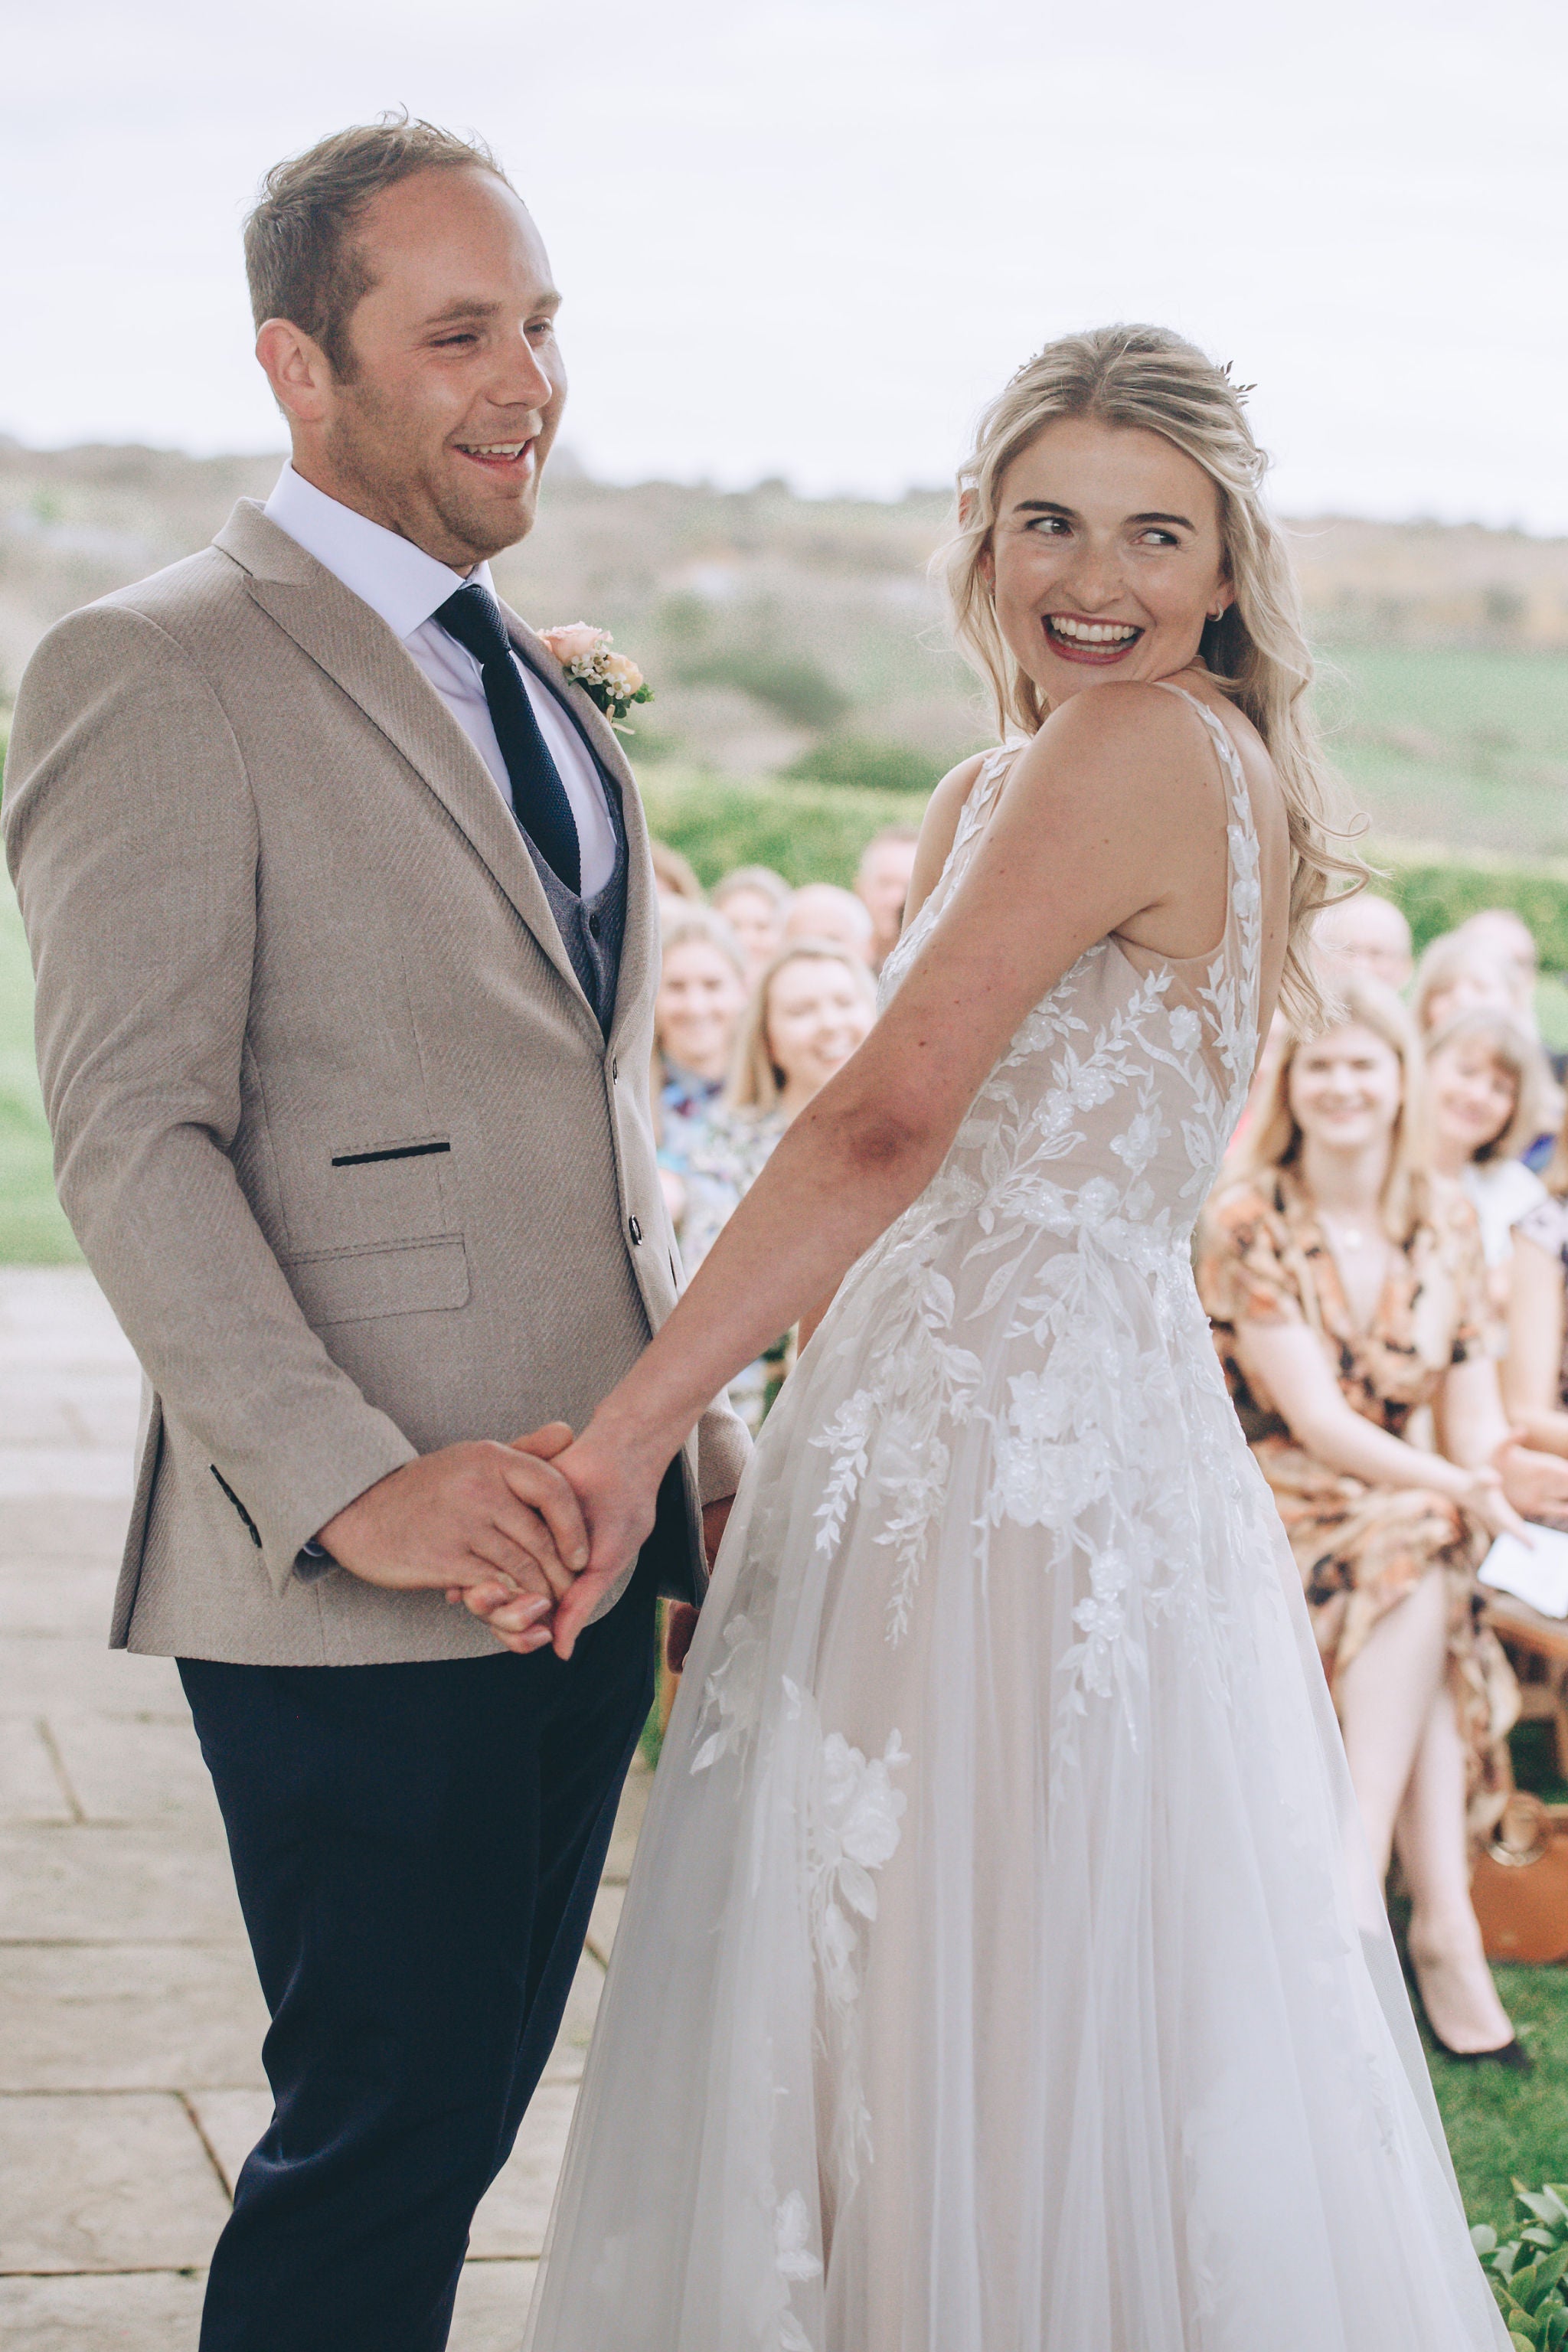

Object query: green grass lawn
[0,864,77,1263]
[1423,1966,1568,2230]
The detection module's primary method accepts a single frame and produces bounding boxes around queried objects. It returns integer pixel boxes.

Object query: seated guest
[712,864,792,985]
[783,881,876,966]
[1505,1103,1568,1461]
[1456,907,1539,1025]
[1312,891,1415,995]
[854,825,920,973]
[1197,977,1568,2063]
[653,906,749,1188]
[1425,1006,1549,1338]
[1411,930,1514,1041]
[680,941,877,1428]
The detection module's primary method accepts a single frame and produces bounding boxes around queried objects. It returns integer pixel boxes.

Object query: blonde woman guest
[680,940,877,1429]
[1412,930,1515,1040]
[854,825,920,971]
[653,906,748,1179]
[1314,891,1415,995]
[503,328,1514,2348]
[711,864,791,985]
[1426,1008,1549,1333]
[782,879,876,965]
[1197,977,1568,2063]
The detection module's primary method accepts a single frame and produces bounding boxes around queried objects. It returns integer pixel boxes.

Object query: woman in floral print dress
[1196,976,1568,2068]
[470,332,1510,2350]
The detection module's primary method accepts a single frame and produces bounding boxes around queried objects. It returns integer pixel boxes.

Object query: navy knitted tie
[435,582,582,895]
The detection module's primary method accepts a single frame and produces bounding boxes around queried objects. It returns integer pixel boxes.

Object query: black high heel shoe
[1406,1955,1534,2071]
[1425,2025,1533,2073]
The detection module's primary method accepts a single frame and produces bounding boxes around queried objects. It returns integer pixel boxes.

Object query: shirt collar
[263,462,498,642]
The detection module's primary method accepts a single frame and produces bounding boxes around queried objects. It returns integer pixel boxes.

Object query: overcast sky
[4,0,1565,528]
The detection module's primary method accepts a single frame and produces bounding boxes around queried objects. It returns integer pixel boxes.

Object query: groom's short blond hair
[243,113,514,382]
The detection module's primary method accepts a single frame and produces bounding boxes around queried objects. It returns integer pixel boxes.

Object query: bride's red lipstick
[1043,613,1144,666]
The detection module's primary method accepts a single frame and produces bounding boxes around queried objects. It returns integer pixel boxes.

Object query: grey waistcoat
[518,746,629,1037]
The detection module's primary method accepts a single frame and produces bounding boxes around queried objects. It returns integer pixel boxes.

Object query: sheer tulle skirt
[523,1236,1506,2351]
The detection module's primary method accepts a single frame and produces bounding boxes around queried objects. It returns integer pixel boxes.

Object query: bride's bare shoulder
[902,750,998,929]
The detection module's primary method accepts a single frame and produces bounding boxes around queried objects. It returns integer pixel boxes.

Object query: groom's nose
[488,328,557,416]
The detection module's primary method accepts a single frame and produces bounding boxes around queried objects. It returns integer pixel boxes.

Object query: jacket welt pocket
[280,1234,469,1326]
[331,1137,451,1168]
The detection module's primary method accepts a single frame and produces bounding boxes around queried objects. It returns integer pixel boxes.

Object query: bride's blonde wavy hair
[939,323,1364,1031]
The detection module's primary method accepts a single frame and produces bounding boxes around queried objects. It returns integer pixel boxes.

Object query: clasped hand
[315,1422,675,1660]
[450,1423,666,1659]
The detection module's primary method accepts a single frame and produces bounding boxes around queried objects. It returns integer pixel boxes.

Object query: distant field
[1319,642,1568,861]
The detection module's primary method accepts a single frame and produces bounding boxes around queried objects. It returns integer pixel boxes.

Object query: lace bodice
[802,687,1265,1685]
[875,684,1263,1256]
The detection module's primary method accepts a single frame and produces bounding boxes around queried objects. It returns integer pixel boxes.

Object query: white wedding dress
[524,688,1506,2350]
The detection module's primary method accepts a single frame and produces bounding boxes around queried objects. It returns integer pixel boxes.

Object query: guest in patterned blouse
[1505,1099,1568,1461]
[653,905,750,1193]
[680,940,877,1429]
[1424,1005,1550,1343]
[1198,977,1568,2063]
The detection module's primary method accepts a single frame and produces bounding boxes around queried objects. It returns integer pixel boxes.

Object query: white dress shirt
[263,465,617,896]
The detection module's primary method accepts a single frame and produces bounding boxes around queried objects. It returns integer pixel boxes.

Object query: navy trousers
[178,1550,658,2352]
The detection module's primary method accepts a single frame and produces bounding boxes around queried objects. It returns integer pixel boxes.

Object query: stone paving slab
[451,2259,539,2349]
[0,1940,272,2092]
[0,1567,121,1641]
[0,1498,135,1565]
[0,1717,77,1824]
[469,2083,580,2259]
[0,1825,242,1943]
[0,2268,208,2352]
[42,1708,224,1827]
[0,1638,187,1718]
[0,2091,231,2272]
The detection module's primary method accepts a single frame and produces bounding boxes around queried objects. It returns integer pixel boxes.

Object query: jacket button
[629,1216,642,1244]
[611,1057,619,1081]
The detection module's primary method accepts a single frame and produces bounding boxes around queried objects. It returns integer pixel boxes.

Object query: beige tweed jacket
[2,501,751,1665]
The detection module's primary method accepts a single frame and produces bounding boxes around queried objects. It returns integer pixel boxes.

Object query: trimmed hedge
[1371,840,1568,969]
[640,766,1568,968]
[639,768,927,891]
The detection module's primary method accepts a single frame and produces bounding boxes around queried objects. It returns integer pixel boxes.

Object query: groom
[4,119,748,2351]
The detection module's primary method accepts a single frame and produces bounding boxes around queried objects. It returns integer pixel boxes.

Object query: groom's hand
[316,1426,587,1616]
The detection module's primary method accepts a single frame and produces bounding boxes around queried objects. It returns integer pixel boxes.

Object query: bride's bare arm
[506,686,1238,1653]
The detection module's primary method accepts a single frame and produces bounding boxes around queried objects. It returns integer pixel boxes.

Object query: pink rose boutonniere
[540,623,654,735]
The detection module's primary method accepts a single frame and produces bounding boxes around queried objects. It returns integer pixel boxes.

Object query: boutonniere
[540,623,654,735]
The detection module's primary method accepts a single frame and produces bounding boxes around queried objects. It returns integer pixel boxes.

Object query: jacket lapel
[214,502,598,1028]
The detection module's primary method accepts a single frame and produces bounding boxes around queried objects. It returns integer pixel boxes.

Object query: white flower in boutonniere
[540,622,655,735]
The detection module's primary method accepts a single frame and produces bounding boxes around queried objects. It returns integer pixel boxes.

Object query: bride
[469,325,1508,2348]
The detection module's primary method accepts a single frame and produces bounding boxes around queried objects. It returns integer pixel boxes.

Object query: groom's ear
[255,317,335,426]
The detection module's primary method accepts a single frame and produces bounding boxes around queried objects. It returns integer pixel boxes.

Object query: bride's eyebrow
[1127,509,1196,530]
[1011,498,1076,519]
